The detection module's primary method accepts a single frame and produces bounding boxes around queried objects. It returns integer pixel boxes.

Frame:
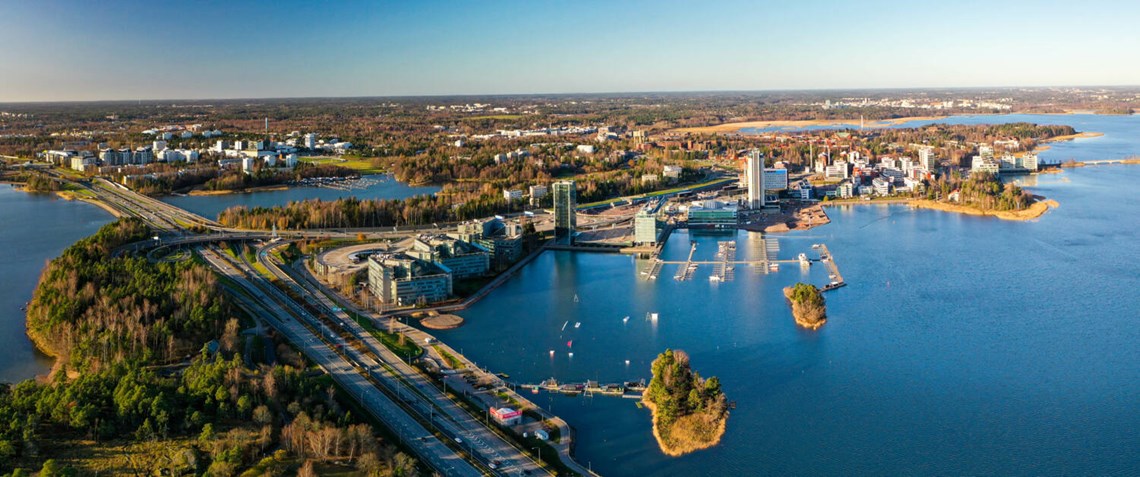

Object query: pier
[673,242,699,281]
[518,378,647,399]
[817,243,847,291]
[710,241,736,282]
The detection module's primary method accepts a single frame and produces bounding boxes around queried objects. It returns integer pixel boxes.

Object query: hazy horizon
[3,0,1139,102]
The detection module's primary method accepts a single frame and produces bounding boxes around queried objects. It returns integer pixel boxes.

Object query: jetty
[519,378,648,399]
[816,243,847,291]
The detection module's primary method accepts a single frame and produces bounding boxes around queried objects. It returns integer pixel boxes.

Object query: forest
[117,163,358,196]
[6,219,418,476]
[919,171,1034,211]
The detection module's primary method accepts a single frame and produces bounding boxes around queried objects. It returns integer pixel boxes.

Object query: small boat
[567,340,573,348]
[622,316,630,324]
[568,352,574,358]
[624,359,630,366]
[573,294,580,303]
[549,350,555,357]
[574,322,581,329]
[709,275,720,282]
[650,312,659,321]
[561,321,568,331]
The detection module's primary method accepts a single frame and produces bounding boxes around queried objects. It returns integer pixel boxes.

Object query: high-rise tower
[553,180,577,244]
[746,150,766,209]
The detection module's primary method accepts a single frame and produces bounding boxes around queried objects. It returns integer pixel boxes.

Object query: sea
[435,114,1140,475]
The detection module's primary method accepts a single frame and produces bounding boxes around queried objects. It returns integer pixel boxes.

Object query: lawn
[301,156,386,174]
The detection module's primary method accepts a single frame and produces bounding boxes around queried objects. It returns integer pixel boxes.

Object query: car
[454,437,463,444]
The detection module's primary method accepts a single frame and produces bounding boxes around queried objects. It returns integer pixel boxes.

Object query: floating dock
[519,378,647,399]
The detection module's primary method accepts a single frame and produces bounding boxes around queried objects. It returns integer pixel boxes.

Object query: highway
[254,242,549,476]
[200,247,484,477]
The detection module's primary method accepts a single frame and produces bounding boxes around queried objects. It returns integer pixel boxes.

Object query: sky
[1,0,1138,102]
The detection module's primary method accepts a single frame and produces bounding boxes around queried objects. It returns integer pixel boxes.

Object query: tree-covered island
[784,282,827,329]
[642,349,728,457]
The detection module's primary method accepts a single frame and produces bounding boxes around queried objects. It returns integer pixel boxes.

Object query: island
[784,282,827,329]
[642,349,729,457]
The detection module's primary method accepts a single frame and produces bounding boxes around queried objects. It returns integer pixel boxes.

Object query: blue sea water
[437,115,1140,475]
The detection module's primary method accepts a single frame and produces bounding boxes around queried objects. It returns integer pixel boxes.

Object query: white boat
[622,316,630,324]
[568,352,574,358]
[574,322,581,329]
[650,312,659,321]
[573,294,580,303]
[709,275,721,282]
[561,321,568,331]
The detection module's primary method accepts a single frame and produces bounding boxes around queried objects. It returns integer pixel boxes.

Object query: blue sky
[1,0,1137,101]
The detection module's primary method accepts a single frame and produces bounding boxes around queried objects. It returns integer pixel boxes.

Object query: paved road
[257,243,550,477]
[200,248,483,477]
[287,248,599,477]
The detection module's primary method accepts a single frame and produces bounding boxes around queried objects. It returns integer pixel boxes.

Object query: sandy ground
[909,199,1057,221]
[421,313,464,330]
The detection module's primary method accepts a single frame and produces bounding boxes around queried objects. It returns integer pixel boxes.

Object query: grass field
[301,156,386,174]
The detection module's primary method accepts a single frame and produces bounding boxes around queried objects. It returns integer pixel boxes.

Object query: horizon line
[3,83,1140,106]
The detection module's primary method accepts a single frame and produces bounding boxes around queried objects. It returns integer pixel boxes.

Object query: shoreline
[823,197,1056,221]
[187,184,291,196]
[642,396,727,457]
[909,198,1056,221]
[670,111,1135,135]
[671,115,947,134]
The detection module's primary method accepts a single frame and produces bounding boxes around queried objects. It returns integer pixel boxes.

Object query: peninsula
[643,349,729,457]
[784,282,828,329]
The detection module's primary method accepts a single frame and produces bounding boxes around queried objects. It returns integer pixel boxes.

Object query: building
[69,155,95,171]
[872,177,892,196]
[825,161,849,179]
[407,235,490,279]
[455,217,525,270]
[576,144,595,154]
[503,189,523,201]
[763,168,789,191]
[303,133,317,149]
[490,407,522,426]
[918,147,937,171]
[971,156,1001,175]
[553,180,576,244]
[662,165,683,180]
[687,200,738,228]
[367,254,452,306]
[746,150,766,209]
[634,207,660,245]
[241,156,256,175]
[998,153,1039,173]
[837,181,855,198]
[796,179,813,200]
[529,184,548,199]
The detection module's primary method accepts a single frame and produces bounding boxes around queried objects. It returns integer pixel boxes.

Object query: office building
[746,150,766,209]
[407,234,490,279]
[634,207,660,245]
[687,200,738,228]
[553,180,577,243]
[763,168,789,191]
[368,254,452,306]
